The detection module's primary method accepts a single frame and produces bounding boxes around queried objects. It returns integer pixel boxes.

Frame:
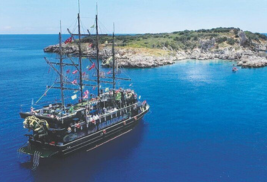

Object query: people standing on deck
[121,90,125,107]
[115,90,121,108]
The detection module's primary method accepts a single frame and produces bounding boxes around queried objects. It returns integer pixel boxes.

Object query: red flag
[71,80,77,85]
[88,63,95,71]
[142,100,147,105]
[82,72,86,76]
[72,70,78,74]
[89,43,93,48]
[107,70,112,74]
[66,69,70,74]
[64,37,72,44]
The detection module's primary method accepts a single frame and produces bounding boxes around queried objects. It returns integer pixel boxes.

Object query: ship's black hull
[20,107,149,158]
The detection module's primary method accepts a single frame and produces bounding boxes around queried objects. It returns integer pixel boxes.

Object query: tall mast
[59,23,65,110]
[112,23,115,91]
[96,14,100,96]
[78,13,83,100]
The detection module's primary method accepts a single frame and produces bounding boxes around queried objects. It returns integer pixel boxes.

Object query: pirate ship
[18,10,149,166]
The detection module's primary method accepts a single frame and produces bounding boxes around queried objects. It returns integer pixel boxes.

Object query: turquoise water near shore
[1,35,267,181]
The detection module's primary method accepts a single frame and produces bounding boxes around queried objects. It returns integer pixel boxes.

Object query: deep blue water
[1,35,267,182]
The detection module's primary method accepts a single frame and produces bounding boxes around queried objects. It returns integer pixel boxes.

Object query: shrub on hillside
[227,38,235,45]
[216,37,227,44]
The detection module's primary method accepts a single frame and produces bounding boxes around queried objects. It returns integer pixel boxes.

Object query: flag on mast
[71,94,77,100]
[71,80,77,85]
[64,37,72,44]
[88,63,95,70]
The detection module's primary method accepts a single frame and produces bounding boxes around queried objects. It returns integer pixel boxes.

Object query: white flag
[71,94,77,100]
[138,95,141,99]
[105,88,109,92]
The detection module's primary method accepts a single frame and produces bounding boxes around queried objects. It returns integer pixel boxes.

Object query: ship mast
[59,22,65,110]
[96,13,100,96]
[112,23,115,93]
[78,13,83,101]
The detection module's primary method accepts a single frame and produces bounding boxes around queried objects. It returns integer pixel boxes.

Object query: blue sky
[1,0,267,34]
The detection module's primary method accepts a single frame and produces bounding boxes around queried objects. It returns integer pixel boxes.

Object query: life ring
[49,141,55,145]
[76,123,81,129]
[103,130,107,134]
[134,116,137,121]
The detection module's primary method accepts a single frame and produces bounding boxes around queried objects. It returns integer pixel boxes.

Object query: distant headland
[44,27,267,68]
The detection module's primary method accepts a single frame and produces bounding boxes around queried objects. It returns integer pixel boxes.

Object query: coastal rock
[237,55,267,68]
[44,44,78,54]
[238,31,249,47]
[199,38,216,51]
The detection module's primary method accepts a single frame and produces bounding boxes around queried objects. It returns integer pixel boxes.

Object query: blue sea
[1,35,267,182]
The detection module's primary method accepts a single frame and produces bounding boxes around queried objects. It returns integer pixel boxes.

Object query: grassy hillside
[81,27,267,52]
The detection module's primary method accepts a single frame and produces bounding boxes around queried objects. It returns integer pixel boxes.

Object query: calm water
[1,35,267,182]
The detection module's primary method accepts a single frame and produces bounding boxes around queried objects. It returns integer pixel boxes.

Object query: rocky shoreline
[44,30,267,68]
[44,44,267,68]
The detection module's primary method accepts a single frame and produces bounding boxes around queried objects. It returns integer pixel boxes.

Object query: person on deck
[121,90,125,107]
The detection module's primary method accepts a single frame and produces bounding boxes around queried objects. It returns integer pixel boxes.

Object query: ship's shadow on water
[31,120,147,182]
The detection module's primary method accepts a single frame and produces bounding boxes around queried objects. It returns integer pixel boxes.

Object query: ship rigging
[18,7,149,162]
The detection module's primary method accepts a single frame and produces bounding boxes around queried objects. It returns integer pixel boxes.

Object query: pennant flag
[72,70,78,74]
[82,85,85,89]
[105,88,109,92]
[142,100,147,105]
[83,94,88,99]
[88,63,95,71]
[84,90,89,95]
[71,94,77,100]
[129,83,133,87]
[66,69,70,74]
[90,24,95,28]
[73,90,78,93]
[71,80,77,85]
[64,37,72,44]
[107,70,112,74]
[82,72,86,76]
[93,86,96,90]
[138,95,141,99]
